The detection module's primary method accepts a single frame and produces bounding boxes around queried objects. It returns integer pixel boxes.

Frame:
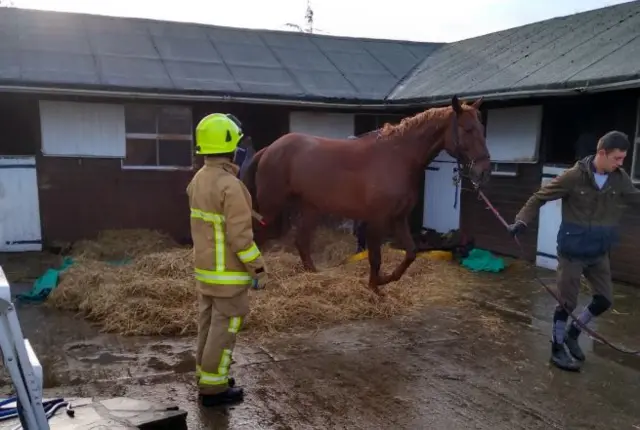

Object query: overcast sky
[9,0,634,42]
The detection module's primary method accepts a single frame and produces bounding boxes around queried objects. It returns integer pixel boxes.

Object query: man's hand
[507,220,527,237]
[252,271,279,290]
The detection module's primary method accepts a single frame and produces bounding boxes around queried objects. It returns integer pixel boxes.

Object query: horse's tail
[241,147,266,207]
[240,146,284,246]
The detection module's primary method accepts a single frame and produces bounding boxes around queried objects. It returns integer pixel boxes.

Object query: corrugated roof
[389,0,640,102]
[0,7,441,102]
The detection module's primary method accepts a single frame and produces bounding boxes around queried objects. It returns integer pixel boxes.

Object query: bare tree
[0,0,15,6]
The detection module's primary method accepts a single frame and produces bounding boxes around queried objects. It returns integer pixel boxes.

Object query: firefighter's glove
[252,269,278,290]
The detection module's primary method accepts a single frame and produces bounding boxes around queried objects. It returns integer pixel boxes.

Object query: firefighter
[187,112,276,406]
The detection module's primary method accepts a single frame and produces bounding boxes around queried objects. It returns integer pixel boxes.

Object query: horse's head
[444,95,491,187]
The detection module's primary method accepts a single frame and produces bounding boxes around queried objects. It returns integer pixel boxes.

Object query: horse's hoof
[378,274,395,285]
[367,286,385,298]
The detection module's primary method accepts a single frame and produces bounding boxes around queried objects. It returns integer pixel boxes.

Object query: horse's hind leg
[378,215,417,286]
[294,204,320,272]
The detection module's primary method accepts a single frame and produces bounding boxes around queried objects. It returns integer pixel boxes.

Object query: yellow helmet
[195,113,244,155]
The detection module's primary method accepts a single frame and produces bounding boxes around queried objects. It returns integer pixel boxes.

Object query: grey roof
[0,7,441,102]
[389,0,640,102]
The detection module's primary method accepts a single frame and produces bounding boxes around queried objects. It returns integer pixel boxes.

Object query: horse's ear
[471,97,484,109]
[452,95,462,115]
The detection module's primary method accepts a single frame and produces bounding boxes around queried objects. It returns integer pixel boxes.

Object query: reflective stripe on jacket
[186,158,266,297]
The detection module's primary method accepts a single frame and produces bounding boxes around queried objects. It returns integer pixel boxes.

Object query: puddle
[77,352,138,365]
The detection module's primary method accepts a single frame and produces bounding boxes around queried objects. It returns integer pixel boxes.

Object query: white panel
[289,111,354,139]
[535,165,568,271]
[39,100,126,157]
[486,105,542,163]
[433,150,457,163]
[0,157,42,252]
[423,161,461,233]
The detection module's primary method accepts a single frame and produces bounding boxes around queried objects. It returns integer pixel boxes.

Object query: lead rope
[453,164,461,210]
[476,189,640,356]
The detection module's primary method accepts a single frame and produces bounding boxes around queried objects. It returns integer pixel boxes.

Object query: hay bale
[47,227,501,337]
[71,229,178,261]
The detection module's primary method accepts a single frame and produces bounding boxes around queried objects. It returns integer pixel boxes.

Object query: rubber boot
[200,387,244,407]
[564,324,586,362]
[550,342,581,372]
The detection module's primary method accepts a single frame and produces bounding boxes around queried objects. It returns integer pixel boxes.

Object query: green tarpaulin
[15,257,75,302]
[460,248,505,273]
[16,257,131,303]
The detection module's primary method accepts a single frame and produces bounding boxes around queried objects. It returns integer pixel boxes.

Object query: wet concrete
[4,274,640,429]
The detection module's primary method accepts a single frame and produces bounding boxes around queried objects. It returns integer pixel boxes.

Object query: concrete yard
[3,273,640,429]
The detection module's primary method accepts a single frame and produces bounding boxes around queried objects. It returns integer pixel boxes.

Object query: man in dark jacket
[508,131,640,372]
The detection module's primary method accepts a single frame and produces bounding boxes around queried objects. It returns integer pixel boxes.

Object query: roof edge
[0,83,393,110]
[3,75,639,110]
[385,77,640,107]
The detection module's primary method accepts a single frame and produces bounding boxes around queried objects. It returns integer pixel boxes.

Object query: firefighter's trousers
[195,289,249,395]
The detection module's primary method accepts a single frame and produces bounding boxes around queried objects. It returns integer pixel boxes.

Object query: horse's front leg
[294,204,320,272]
[377,216,417,286]
[365,225,385,296]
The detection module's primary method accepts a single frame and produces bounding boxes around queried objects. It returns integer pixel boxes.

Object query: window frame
[121,104,194,171]
[484,105,542,165]
[480,109,521,178]
[490,162,519,177]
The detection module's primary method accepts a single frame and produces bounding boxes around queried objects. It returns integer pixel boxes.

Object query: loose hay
[47,228,508,337]
[71,229,179,261]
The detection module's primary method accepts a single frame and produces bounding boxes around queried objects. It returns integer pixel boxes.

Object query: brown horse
[243,96,491,295]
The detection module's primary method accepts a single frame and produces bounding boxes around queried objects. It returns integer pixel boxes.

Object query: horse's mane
[379,104,476,139]
[354,129,380,139]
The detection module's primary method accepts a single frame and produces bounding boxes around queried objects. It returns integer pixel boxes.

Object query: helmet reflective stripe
[195,113,244,155]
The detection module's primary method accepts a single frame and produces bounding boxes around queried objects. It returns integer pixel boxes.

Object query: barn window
[289,111,355,139]
[39,100,126,157]
[630,98,640,183]
[485,105,542,164]
[122,104,193,170]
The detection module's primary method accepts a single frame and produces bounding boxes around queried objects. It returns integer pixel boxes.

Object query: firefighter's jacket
[187,158,265,298]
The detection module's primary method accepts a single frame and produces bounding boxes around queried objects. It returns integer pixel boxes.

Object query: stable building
[2,2,640,285]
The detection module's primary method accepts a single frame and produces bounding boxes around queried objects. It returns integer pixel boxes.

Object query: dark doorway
[543,91,637,169]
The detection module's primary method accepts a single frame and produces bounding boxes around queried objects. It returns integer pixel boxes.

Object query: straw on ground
[47,228,520,337]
